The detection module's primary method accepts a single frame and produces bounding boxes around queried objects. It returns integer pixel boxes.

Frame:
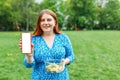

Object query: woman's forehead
[41,13,54,19]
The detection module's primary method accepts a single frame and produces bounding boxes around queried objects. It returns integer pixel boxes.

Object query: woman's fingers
[19,39,34,54]
[19,39,22,50]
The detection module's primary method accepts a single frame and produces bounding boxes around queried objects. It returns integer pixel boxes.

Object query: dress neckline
[41,34,56,49]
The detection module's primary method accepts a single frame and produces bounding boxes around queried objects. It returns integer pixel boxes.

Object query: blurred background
[0,0,120,31]
[0,0,120,80]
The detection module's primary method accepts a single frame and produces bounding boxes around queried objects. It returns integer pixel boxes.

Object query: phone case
[21,32,31,53]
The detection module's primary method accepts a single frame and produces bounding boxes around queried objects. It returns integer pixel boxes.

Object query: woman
[19,9,75,80]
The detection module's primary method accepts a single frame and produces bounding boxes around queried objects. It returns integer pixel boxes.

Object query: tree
[0,0,13,30]
[11,0,38,31]
[66,0,98,30]
[102,0,120,29]
[0,0,38,31]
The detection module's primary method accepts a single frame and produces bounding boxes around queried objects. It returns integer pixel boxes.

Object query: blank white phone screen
[22,33,31,53]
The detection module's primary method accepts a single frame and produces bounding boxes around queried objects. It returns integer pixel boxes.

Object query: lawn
[0,31,120,80]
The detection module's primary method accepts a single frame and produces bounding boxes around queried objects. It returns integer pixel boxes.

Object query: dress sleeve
[23,36,35,68]
[62,34,75,65]
[23,57,35,68]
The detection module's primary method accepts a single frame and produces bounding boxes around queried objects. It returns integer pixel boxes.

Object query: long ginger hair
[33,9,61,36]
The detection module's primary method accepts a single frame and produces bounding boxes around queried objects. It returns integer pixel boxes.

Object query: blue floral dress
[23,33,75,80]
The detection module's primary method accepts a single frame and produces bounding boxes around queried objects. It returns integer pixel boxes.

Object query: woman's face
[40,13,56,33]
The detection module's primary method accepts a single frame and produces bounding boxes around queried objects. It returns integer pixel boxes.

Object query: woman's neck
[42,31,55,37]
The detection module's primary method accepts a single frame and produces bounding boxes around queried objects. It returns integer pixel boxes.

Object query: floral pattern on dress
[23,33,75,80]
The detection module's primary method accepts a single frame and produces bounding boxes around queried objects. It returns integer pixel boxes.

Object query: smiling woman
[19,9,75,80]
[40,13,56,34]
[33,9,60,36]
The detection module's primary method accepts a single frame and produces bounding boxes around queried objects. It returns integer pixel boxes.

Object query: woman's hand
[19,39,34,57]
[19,39,34,63]
[60,58,70,71]
[61,58,70,65]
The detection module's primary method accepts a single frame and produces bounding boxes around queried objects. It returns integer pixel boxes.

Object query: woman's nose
[44,20,48,24]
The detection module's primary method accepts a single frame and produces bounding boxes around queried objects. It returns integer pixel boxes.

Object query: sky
[35,0,43,3]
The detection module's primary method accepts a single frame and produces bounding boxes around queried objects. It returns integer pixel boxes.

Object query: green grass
[0,32,31,80]
[0,31,120,80]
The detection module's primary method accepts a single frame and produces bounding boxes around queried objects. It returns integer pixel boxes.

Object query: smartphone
[21,32,31,53]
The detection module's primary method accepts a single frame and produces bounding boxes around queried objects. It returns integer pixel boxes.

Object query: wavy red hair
[33,9,61,36]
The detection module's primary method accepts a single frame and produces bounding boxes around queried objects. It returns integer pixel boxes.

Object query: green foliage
[0,0,13,30]
[38,0,58,11]
[66,0,99,29]
[10,0,38,31]
[0,0,38,31]
[0,0,120,31]
[102,0,120,29]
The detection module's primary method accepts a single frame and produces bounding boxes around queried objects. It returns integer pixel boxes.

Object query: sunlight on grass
[0,31,120,80]
[65,31,120,80]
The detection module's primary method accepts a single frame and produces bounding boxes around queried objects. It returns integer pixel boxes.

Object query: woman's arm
[63,34,75,65]
[19,37,35,68]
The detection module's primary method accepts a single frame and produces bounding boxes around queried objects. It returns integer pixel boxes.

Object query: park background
[0,0,120,80]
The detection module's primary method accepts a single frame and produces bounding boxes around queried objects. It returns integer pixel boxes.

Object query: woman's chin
[42,28,53,32]
[43,30,52,33]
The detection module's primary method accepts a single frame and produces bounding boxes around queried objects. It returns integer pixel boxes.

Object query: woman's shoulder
[56,33,69,41]
[32,35,41,39]
[57,33,68,38]
[32,35,42,42]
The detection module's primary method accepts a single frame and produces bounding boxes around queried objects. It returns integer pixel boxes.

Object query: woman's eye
[41,18,52,22]
[47,19,52,21]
